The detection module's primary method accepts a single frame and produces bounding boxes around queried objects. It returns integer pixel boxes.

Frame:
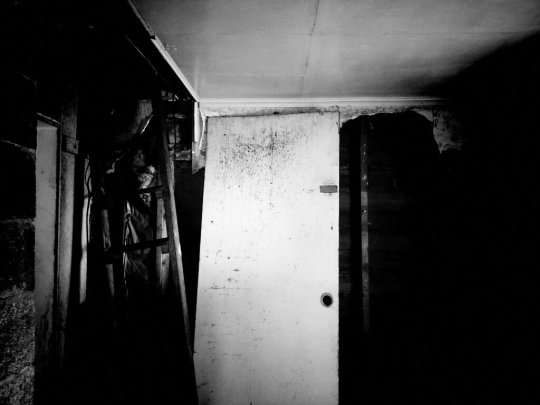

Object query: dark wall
[443,33,540,403]
[1,2,94,402]
[338,118,360,404]
[1,1,87,400]
[1,1,194,403]
[339,33,540,405]
[0,70,37,405]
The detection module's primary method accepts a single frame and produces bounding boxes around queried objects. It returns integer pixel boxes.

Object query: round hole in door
[321,293,333,308]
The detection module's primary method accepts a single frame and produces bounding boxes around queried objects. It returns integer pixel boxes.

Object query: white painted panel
[195,113,340,405]
[34,122,59,388]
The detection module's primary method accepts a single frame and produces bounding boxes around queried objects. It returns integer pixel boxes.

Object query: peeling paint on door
[195,113,339,405]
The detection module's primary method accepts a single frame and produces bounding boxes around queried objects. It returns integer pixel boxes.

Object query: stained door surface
[194,112,339,405]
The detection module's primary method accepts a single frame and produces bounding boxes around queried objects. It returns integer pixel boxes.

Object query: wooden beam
[78,158,91,304]
[154,91,199,404]
[104,237,169,260]
[56,83,79,373]
[88,158,116,309]
[155,193,167,294]
[360,118,370,332]
[34,117,61,405]
[156,93,193,352]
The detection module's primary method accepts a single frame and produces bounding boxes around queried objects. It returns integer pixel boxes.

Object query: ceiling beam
[126,0,200,101]
[199,97,447,109]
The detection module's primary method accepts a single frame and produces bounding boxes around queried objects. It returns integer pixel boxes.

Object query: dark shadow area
[340,32,540,405]
[339,119,362,405]
[340,112,450,404]
[63,122,200,405]
[1,1,200,403]
[439,32,540,404]
[175,165,205,334]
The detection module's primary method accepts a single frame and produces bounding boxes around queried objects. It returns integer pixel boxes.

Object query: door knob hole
[321,293,333,307]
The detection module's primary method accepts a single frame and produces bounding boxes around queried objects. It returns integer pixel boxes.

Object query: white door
[194,112,340,405]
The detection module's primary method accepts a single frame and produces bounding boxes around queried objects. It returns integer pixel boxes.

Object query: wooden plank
[133,185,163,195]
[340,170,350,188]
[34,120,60,404]
[368,191,419,211]
[339,220,352,252]
[155,92,199,404]
[368,211,414,230]
[104,237,169,259]
[366,170,398,191]
[360,118,370,332]
[56,84,78,370]
[89,158,116,302]
[87,152,117,334]
[369,232,413,252]
[154,193,167,294]
[79,158,91,304]
[157,94,193,351]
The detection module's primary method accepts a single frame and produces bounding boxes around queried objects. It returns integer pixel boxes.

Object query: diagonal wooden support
[155,91,199,404]
[360,118,370,332]
[157,124,193,354]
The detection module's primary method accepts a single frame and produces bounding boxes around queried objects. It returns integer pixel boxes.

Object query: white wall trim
[199,97,447,109]
[150,37,200,101]
[127,0,200,101]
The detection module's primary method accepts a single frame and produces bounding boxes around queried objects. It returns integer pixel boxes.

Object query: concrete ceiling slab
[133,0,540,100]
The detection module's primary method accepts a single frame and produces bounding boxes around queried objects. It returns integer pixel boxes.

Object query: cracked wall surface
[194,104,465,172]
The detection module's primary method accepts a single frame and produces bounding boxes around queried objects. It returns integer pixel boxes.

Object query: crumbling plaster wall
[0,71,37,405]
[199,103,464,154]
[417,109,464,153]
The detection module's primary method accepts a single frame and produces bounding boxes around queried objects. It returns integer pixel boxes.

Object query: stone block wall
[0,70,37,405]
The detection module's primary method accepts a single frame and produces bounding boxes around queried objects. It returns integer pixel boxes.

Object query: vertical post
[154,90,199,404]
[360,118,370,332]
[56,83,79,371]
[79,158,91,304]
[154,190,166,294]
[88,157,116,313]
[35,117,61,405]
[192,101,204,173]
[156,91,193,352]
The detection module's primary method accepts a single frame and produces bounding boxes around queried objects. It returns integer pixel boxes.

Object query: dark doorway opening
[339,111,454,404]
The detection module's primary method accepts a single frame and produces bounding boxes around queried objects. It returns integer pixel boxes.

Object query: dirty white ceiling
[132,0,540,101]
